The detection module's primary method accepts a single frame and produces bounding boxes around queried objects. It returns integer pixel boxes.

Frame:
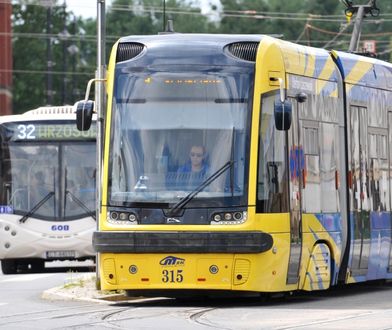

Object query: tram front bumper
[94,231,274,292]
[92,231,273,254]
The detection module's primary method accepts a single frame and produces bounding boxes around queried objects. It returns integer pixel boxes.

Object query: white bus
[0,106,96,274]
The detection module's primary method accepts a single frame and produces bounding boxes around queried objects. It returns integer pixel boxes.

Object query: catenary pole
[346,1,380,53]
[348,5,365,52]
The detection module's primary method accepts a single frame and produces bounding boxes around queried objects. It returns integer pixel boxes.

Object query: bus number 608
[162,269,183,283]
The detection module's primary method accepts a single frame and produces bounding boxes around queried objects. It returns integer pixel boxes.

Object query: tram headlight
[210,211,247,225]
[107,210,138,225]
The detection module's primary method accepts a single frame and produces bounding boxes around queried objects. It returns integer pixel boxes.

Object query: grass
[63,278,86,289]
[62,271,89,289]
[62,272,125,297]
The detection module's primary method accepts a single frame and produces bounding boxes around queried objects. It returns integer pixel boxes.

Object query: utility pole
[0,1,12,115]
[343,0,380,52]
[163,0,166,31]
[95,0,106,290]
[46,5,53,104]
[61,1,68,105]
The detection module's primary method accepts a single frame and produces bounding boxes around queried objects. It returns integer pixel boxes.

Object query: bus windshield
[109,65,253,207]
[0,122,96,221]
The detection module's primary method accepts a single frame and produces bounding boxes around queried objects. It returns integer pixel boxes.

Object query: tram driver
[176,144,210,190]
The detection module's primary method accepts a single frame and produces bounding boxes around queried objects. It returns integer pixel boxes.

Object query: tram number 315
[162,269,184,283]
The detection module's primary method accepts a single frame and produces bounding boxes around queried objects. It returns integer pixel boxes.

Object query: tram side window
[320,122,339,212]
[302,126,321,213]
[257,94,289,213]
[380,134,390,212]
[369,132,388,212]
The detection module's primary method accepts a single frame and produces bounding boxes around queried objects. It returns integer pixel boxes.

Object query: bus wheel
[1,259,17,274]
[31,259,45,273]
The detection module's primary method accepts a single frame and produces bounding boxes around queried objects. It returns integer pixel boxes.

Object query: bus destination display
[2,122,96,141]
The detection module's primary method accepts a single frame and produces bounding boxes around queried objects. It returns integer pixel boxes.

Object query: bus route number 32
[162,269,184,283]
[17,124,36,139]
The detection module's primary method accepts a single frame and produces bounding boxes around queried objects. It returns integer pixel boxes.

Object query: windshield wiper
[66,190,96,220]
[167,160,234,217]
[19,191,55,223]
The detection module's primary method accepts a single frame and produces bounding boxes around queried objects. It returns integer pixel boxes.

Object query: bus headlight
[210,211,247,225]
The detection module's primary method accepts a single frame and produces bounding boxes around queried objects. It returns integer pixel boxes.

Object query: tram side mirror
[274,100,292,131]
[75,100,94,131]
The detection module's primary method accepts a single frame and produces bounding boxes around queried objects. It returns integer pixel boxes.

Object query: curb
[41,286,159,304]
[41,285,125,304]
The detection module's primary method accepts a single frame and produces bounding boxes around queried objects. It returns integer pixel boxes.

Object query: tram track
[0,302,100,320]
[188,307,232,330]
[0,304,127,328]
[2,281,392,329]
[98,305,218,329]
[274,310,388,330]
[49,302,222,330]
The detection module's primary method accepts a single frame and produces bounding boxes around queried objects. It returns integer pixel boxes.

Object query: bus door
[286,99,303,285]
[350,106,370,276]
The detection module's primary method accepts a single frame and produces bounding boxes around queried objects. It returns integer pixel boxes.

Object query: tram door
[350,106,371,276]
[286,100,303,285]
[388,112,392,272]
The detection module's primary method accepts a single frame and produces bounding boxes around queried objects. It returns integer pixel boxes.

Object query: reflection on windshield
[63,145,96,218]
[0,143,96,220]
[109,67,252,206]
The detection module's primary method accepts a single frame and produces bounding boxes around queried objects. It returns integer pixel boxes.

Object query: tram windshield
[109,65,253,207]
[0,121,96,221]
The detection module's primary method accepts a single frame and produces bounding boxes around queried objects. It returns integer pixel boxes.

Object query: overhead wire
[0,68,94,76]
[5,1,392,22]
[3,1,391,58]
[323,20,354,48]
[308,23,392,36]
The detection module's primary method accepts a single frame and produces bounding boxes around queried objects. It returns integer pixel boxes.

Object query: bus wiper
[167,160,234,216]
[66,190,96,220]
[19,191,55,223]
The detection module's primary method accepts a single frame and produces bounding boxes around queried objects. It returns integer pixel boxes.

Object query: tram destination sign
[1,121,96,141]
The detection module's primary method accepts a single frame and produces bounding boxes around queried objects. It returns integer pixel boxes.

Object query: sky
[66,0,113,19]
[66,0,218,19]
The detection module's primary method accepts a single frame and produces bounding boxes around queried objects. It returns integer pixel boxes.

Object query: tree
[12,0,92,114]
[217,0,392,60]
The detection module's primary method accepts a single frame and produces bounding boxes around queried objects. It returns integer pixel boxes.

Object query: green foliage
[218,0,391,59]
[12,0,93,114]
[106,0,214,36]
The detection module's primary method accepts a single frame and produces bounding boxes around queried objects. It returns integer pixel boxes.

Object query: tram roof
[116,34,339,82]
[118,33,265,45]
[332,50,392,90]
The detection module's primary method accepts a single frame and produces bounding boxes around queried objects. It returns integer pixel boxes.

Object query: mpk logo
[159,256,185,266]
